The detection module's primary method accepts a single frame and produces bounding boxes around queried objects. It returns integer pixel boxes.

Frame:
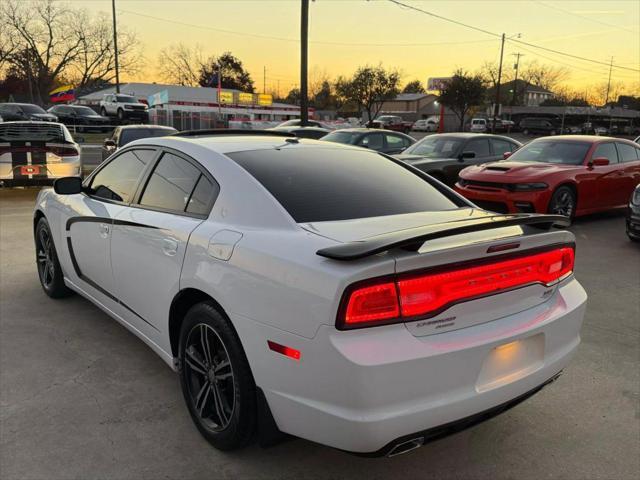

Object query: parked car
[395,133,521,187]
[34,130,586,455]
[470,118,488,133]
[270,126,331,139]
[0,121,80,187]
[412,118,438,132]
[594,126,608,136]
[99,94,149,123]
[0,103,57,122]
[48,105,110,132]
[102,125,177,160]
[370,115,413,133]
[519,118,562,136]
[321,128,415,154]
[627,184,640,242]
[634,135,640,145]
[455,136,640,221]
[276,119,328,129]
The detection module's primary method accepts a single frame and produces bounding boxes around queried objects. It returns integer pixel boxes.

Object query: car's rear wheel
[178,302,256,451]
[35,217,73,298]
[548,186,576,222]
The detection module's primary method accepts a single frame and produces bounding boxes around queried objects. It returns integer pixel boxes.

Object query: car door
[62,148,157,304]
[615,142,640,204]
[444,137,493,183]
[588,142,625,207]
[110,150,219,338]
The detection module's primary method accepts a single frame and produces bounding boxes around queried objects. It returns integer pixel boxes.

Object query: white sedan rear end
[33,132,586,456]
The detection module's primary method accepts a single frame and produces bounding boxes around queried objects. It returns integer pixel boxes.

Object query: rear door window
[491,139,516,156]
[615,142,640,162]
[359,133,384,150]
[466,138,491,157]
[139,152,202,213]
[228,148,461,223]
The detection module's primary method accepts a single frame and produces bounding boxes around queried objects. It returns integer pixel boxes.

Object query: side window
[89,149,155,202]
[385,134,405,150]
[491,139,515,156]
[139,152,202,213]
[186,175,219,215]
[466,138,491,157]
[615,143,639,163]
[360,133,384,150]
[592,143,619,163]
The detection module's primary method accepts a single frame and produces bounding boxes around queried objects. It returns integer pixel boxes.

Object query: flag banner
[49,85,75,103]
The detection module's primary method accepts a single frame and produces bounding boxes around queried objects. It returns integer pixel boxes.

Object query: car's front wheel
[35,217,73,298]
[100,107,108,116]
[117,109,125,121]
[178,302,257,451]
[548,186,576,223]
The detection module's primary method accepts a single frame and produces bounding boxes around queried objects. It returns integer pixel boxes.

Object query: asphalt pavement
[0,188,638,480]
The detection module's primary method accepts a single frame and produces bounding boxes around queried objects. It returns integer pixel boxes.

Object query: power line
[533,1,639,35]
[386,0,640,73]
[119,9,495,48]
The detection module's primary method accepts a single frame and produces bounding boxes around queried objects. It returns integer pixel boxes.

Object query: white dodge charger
[33,131,587,456]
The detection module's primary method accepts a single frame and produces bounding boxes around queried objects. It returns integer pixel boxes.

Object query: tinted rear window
[120,128,176,146]
[228,148,460,223]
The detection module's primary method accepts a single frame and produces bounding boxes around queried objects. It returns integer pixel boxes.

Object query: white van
[470,118,488,132]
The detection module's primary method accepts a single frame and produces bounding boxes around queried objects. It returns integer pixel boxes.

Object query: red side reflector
[339,246,575,329]
[267,341,301,361]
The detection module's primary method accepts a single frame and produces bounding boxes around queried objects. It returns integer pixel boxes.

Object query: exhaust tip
[387,437,424,457]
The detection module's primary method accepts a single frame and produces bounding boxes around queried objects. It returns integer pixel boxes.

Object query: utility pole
[511,52,523,106]
[263,66,266,93]
[604,56,613,105]
[492,33,505,133]
[300,0,309,126]
[111,0,120,93]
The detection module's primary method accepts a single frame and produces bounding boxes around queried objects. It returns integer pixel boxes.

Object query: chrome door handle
[163,238,179,256]
[98,223,110,238]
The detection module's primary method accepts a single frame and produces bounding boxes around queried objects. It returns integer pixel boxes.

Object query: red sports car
[455,136,640,219]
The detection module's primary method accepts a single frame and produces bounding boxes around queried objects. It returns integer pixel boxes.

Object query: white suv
[99,94,149,123]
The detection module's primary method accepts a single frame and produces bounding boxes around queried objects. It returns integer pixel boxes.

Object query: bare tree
[520,60,568,91]
[157,43,204,87]
[70,12,142,90]
[478,61,513,90]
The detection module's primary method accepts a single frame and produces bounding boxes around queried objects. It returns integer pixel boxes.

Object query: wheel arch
[33,209,45,233]
[168,288,230,359]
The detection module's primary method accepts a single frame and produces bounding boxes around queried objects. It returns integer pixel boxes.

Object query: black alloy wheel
[179,302,256,450]
[35,217,73,298]
[548,186,576,221]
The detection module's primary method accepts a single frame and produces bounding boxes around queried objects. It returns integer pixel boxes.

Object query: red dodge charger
[455,136,640,219]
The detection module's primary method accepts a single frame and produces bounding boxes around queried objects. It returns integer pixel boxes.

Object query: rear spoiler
[316,214,570,261]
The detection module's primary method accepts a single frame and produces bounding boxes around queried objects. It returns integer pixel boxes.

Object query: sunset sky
[77,0,640,96]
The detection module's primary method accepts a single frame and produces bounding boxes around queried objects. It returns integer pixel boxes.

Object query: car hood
[31,113,57,120]
[299,208,494,243]
[461,160,576,180]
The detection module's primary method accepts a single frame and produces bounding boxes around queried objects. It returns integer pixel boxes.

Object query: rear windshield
[71,106,97,115]
[120,128,176,145]
[404,136,463,158]
[19,104,47,114]
[509,140,590,165]
[322,131,360,145]
[228,148,460,223]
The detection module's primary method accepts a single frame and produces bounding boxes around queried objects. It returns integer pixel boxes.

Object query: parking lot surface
[1,188,638,480]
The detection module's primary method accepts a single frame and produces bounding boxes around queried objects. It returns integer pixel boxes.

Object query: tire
[117,109,124,121]
[523,129,529,135]
[100,107,107,117]
[35,217,73,298]
[178,302,257,451]
[547,186,576,224]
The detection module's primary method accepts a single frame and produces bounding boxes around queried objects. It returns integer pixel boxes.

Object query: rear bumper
[455,183,552,214]
[0,162,81,187]
[237,278,586,453]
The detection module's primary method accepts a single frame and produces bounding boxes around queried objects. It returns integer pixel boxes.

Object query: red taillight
[339,246,574,329]
[48,145,79,157]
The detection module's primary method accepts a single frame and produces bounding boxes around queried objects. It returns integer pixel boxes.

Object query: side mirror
[590,157,610,167]
[53,176,83,195]
[104,139,116,149]
[503,151,512,160]
[460,151,476,161]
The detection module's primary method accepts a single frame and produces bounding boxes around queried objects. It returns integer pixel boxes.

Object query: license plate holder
[20,165,41,175]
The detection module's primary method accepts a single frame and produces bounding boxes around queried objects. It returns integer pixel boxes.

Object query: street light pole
[492,33,505,133]
[511,52,523,106]
[111,0,120,94]
[604,56,613,105]
[300,0,309,126]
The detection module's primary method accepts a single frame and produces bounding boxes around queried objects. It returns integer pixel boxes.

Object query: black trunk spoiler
[316,214,569,261]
